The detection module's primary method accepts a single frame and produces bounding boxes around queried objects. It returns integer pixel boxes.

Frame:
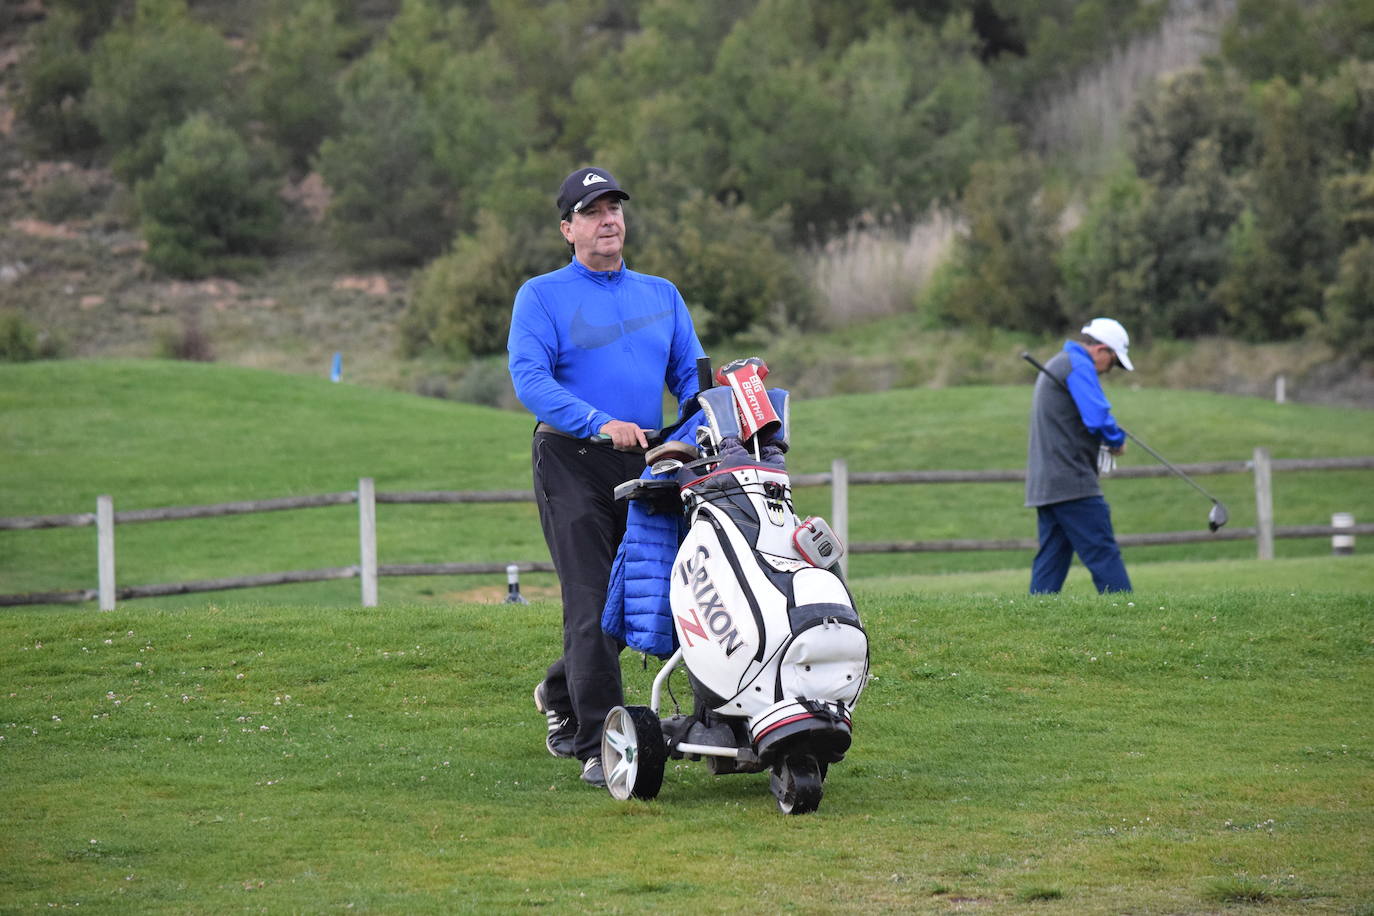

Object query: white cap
[1081,317,1133,371]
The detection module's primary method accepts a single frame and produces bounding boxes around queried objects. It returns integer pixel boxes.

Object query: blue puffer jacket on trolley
[601,388,789,658]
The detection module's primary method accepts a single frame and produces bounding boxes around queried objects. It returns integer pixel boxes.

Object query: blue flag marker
[330,352,342,383]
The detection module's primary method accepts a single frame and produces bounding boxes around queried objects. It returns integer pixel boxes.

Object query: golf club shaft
[1020,352,1225,505]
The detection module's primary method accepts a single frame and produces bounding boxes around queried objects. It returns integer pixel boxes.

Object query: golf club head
[1208,501,1229,532]
[650,458,684,475]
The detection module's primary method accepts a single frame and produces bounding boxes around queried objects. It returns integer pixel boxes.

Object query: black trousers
[531,431,645,761]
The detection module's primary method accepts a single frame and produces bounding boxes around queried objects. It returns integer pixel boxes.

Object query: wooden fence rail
[2,453,1369,609]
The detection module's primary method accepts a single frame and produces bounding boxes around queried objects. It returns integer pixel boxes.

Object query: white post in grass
[832,458,849,579]
[97,494,115,611]
[358,477,378,607]
[1253,447,1274,561]
[1332,512,1355,556]
[1275,374,1286,404]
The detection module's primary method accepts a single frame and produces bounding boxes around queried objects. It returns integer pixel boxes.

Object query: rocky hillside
[2,3,1370,408]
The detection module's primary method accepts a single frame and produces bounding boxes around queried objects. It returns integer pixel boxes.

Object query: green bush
[1058,161,1154,332]
[1127,68,1256,189]
[153,308,215,362]
[1322,238,1374,360]
[85,0,234,183]
[403,210,556,358]
[1214,79,1339,340]
[16,7,101,156]
[1220,0,1374,85]
[933,155,1065,333]
[316,55,452,266]
[1221,0,1330,84]
[636,192,813,341]
[0,312,64,362]
[1105,67,1255,339]
[33,169,108,223]
[252,0,347,173]
[135,114,282,278]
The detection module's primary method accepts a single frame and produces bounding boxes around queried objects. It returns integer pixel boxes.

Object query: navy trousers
[531,432,644,761]
[1030,495,1132,594]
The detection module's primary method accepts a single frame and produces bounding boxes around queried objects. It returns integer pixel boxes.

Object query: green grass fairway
[3,360,1372,605]
[3,361,1371,912]
[2,581,1370,913]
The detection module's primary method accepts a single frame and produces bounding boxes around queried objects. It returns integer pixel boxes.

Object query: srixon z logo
[675,545,747,657]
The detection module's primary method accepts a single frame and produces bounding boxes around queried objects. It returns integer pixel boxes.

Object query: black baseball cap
[557,167,630,219]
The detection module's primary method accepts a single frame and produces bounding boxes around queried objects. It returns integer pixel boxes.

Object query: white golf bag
[602,358,870,814]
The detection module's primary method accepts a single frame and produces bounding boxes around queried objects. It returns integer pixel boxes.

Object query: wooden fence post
[1253,447,1274,560]
[358,478,377,607]
[832,458,849,579]
[97,494,115,611]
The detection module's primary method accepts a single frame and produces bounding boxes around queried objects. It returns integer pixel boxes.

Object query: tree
[84,0,234,182]
[1220,0,1374,85]
[705,0,848,238]
[1319,59,1374,170]
[1214,79,1339,339]
[427,43,542,235]
[1127,67,1256,189]
[1322,238,1374,360]
[16,7,101,156]
[635,192,813,341]
[831,14,1014,220]
[935,155,1065,333]
[136,114,282,278]
[1058,161,1154,332]
[399,151,569,357]
[572,0,743,199]
[1140,136,1248,337]
[316,55,452,266]
[404,213,537,357]
[252,0,349,173]
[1221,0,1329,84]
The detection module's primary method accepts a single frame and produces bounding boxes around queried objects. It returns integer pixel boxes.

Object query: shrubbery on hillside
[0,312,64,361]
[8,0,1374,360]
[251,0,349,174]
[136,114,282,278]
[16,7,100,157]
[316,55,452,267]
[84,0,234,183]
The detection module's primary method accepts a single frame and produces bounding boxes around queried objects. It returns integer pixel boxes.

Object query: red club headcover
[716,357,779,442]
[715,356,768,385]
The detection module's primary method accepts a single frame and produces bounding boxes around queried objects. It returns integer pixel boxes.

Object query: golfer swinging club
[1025,318,1134,594]
[507,166,705,787]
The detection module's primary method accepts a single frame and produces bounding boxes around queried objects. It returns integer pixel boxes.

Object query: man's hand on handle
[598,419,650,451]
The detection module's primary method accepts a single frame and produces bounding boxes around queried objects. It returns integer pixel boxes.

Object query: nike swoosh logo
[570,307,673,349]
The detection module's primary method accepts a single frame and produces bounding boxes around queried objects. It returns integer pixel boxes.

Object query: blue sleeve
[1065,343,1126,447]
[665,288,707,407]
[507,280,614,438]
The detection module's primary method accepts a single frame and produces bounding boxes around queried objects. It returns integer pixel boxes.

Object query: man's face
[1089,343,1117,375]
[560,195,625,266]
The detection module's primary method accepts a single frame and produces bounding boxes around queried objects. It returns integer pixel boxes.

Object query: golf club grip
[696,356,713,393]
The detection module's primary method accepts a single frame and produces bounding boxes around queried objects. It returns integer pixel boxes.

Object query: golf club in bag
[1021,351,1230,532]
[603,357,870,814]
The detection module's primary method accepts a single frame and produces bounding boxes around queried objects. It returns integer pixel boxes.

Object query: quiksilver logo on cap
[582,172,608,186]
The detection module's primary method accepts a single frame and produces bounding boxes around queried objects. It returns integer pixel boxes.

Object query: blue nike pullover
[508,258,705,437]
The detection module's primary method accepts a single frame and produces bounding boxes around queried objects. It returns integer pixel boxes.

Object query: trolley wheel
[771,753,824,815]
[601,705,666,801]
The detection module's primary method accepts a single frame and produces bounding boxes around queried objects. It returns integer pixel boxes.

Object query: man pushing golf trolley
[599,356,871,815]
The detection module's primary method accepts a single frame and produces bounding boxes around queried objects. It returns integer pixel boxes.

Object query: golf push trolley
[601,357,870,815]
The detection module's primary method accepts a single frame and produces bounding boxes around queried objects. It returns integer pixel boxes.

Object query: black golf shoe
[580,756,605,788]
[534,680,576,759]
